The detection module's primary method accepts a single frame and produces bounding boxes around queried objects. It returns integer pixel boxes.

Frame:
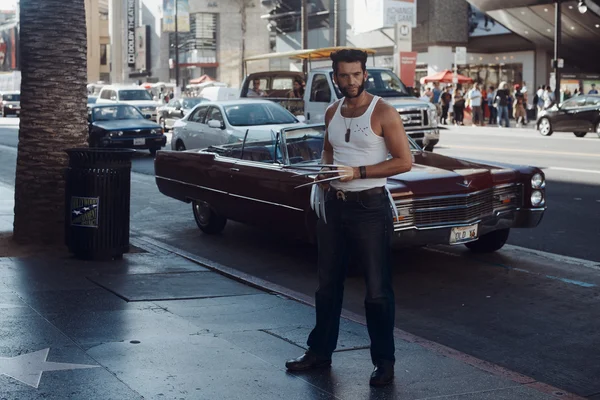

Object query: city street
[1,120,600,397]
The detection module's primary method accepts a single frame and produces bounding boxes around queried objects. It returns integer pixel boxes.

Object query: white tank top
[328,95,388,191]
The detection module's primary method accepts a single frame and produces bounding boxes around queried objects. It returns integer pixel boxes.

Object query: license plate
[449,223,478,244]
[133,138,145,145]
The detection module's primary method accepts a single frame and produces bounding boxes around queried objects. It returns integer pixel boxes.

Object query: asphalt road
[2,121,600,396]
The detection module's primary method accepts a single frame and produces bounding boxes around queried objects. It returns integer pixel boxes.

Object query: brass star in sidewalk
[0,348,99,388]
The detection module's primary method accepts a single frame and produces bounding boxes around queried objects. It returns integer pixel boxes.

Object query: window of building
[170,13,218,65]
[100,44,107,66]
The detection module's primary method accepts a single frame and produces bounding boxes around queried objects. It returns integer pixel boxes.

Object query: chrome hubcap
[540,120,550,135]
[194,202,210,225]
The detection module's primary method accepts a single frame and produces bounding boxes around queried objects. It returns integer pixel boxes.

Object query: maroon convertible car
[154,125,546,253]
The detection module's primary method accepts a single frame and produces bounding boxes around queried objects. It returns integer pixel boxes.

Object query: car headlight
[530,190,545,206]
[7,105,13,108]
[531,173,545,189]
[151,128,162,135]
[428,105,438,128]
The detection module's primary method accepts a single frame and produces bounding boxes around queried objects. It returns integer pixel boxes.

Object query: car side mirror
[144,114,152,119]
[296,115,306,123]
[207,119,224,129]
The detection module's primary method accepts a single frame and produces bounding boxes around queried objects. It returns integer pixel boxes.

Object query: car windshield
[330,70,410,98]
[223,102,298,126]
[182,98,206,109]
[93,105,144,121]
[119,90,153,101]
[284,126,420,164]
[3,94,20,101]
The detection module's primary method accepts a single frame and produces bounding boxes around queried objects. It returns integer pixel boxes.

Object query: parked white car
[95,85,161,120]
[170,99,304,151]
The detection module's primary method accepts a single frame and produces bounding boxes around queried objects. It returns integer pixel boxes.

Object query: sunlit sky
[0,0,16,10]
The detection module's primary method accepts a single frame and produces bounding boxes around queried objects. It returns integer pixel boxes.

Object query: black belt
[330,186,385,202]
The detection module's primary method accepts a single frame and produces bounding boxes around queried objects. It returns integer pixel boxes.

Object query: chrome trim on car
[156,176,228,195]
[228,193,304,212]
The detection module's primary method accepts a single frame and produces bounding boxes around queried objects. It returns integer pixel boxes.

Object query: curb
[131,234,585,400]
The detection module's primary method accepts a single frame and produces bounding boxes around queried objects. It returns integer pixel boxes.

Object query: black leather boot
[369,360,394,386]
[285,350,332,371]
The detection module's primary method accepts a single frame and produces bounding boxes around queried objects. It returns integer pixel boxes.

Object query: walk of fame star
[0,348,99,388]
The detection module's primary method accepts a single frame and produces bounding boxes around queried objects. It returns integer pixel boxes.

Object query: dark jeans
[488,105,497,124]
[441,104,449,123]
[453,105,464,123]
[307,189,395,364]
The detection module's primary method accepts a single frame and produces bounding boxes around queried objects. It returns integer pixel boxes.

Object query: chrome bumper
[392,207,545,247]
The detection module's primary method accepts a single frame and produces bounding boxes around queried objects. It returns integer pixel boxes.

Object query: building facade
[85,0,110,83]
[108,0,270,89]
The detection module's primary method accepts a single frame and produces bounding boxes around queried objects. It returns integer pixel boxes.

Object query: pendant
[345,128,351,142]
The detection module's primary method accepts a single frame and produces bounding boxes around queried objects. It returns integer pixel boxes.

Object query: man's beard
[339,80,366,98]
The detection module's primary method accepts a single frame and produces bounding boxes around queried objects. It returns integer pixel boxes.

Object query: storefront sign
[127,0,136,67]
[399,51,418,86]
[353,0,416,34]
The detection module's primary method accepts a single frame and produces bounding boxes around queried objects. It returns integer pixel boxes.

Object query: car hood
[92,119,161,131]
[119,100,159,108]
[386,151,523,199]
[385,97,432,110]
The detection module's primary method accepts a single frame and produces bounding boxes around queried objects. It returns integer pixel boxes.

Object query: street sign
[455,46,467,66]
[395,21,412,52]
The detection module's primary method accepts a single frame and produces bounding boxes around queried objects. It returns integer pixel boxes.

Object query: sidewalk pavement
[0,183,584,399]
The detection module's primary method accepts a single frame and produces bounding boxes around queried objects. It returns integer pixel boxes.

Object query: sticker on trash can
[70,197,99,228]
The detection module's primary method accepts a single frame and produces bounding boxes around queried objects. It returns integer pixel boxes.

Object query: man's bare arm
[320,102,339,165]
[339,102,412,182]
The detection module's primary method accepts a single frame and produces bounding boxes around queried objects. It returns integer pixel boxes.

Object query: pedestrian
[468,83,483,126]
[439,86,452,124]
[487,86,497,124]
[543,86,555,110]
[495,81,510,128]
[537,85,546,115]
[589,83,598,95]
[285,48,413,387]
[453,87,465,125]
[513,84,526,128]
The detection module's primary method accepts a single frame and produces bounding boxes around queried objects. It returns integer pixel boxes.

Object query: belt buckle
[336,190,347,201]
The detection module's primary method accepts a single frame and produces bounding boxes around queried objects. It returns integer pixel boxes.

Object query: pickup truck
[239,68,440,151]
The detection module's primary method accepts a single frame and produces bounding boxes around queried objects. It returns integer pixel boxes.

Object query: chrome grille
[398,109,425,129]
[493,184,523,210]
[122,129,152,137]
[393,184,522,229]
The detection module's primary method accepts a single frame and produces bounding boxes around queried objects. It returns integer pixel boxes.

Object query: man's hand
[338,165,358,182]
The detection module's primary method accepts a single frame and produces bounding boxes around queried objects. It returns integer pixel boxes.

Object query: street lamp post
[174,0,180,98]
[553,1,561,103]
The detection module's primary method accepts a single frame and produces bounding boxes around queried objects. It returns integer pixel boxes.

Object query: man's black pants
[307,188,395,365]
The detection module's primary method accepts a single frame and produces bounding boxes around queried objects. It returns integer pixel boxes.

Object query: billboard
[162,0,190,33]
[127,0,136,67]
[399,52,418,86]
[468,5,510,37]
[353,0,416,34]
[135,25,150,71]
[0,25,19,72]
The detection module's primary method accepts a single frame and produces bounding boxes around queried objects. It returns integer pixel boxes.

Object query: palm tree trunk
[13,0,88,245]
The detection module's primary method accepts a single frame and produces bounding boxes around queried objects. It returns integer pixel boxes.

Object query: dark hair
[330,49,368,75]
[293,77,305,96]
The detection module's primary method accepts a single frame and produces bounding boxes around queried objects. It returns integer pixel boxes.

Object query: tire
[465,228,510,253]
[175,140,186,151]
[149,147,159,156]
[596,122,600,139]
[538,118,553,136]
[573,132,587,138]
[424,144,435,152]
[192,200,227,234]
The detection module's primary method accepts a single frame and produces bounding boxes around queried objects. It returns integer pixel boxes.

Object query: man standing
[589,83,598,94]
[285,49,413,386]
[468,83,483,126]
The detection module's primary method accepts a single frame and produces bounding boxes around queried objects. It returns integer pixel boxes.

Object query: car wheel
[175,140,186,151]
[149,147,159,156]
[538,118,553,136]
[192,200,227,234]
[424,144,435,152]
[596,122,600,138]
[573,132,587,138]
[465,228,510,253]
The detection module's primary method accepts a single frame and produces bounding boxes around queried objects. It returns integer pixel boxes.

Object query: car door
[305,73,333,124]
[579,96,600,132]
[204,106,228,146]
[564,96,588,131]
[183,105,210,149]
[226,129,306,233]
[552,98,580,131]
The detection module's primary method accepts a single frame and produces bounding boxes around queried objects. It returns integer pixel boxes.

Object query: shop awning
[420,70,474,84]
